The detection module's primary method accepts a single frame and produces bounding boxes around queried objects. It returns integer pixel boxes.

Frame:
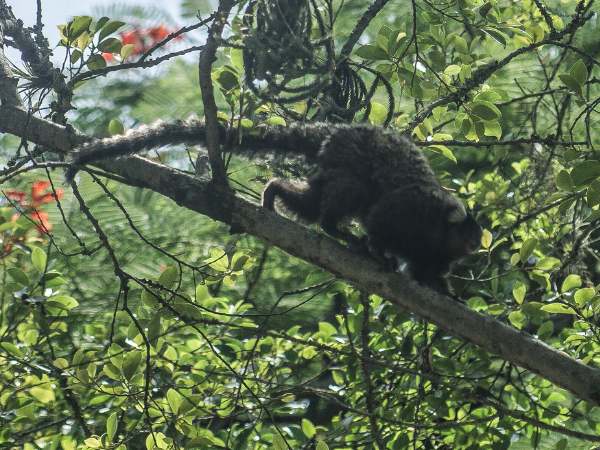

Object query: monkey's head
[444,204,483,261]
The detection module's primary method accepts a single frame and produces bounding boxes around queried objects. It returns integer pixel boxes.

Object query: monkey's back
[317,124,440,192]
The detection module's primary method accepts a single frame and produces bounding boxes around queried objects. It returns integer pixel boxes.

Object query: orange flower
[103,25,183,63]
[4,180,63,237]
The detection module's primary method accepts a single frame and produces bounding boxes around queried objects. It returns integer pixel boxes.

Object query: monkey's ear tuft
[447,203,468,223]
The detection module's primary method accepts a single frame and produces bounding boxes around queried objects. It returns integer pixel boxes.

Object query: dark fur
[262,126,482,294]
[66,119,482,294]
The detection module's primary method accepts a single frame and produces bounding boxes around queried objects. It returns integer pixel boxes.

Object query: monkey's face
[445,212,482,260]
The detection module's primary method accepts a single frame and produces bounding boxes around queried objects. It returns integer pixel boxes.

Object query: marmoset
[66,118,482,294]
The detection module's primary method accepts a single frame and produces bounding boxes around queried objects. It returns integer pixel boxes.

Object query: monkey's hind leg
[262,178,323,223]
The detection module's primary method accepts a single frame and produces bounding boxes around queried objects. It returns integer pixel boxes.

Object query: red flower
[102,25,183,63]
[4,180,63,237]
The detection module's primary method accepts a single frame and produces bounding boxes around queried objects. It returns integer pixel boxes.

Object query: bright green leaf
[574,288,595,308]
[513,281,526,304]
[508,310,526,329]
[264,117,286,126]
[561,274,582,293]
[535,257,561,270]
[31,246,47,271]
[108,119,124,136]
[167,389,182,414]
[107,412,117,443]
[519,238,538,264]
[302,418,316,438]
[121,44,135,60]
[540,303,577,314]
[444,64,461,75]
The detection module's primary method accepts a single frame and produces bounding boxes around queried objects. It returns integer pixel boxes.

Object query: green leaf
[354,44,389,60]
[84,438,101,449]
[561,274,582,292]
[302,418,316,438]
[474,90,503,102]
[540,303,577,314]
[488,304,506,315]
[108,119,124,136]
[519,238,538,264]
[428,145,456,163]
[46,296,79,311]
[369,102,388,124]
[205,248,228,271]
[1,342,22,357]
[122,350,142,381]
[508,310,526,329]
[555,170,574,191]
[468,101,501,121]
[587,178,600,206]
[54,358,69,370]
[265,117,286,126]
[512,281,526,304]
[98,21,126,42]
[167,389,182,414]
[481,229,492,249]
[86,54,107,70]
[563,147,580,163]
[537,321,554,340]
[68,16,92,40]
[184,437,215,449]
[158,266,179,289]
[231,250,254,271]
[107,412,117,443]
[281,393,295,402]
[121,44,135,60]
[316,442,329,450]
[535,257,561,270]
[483,120,502,139]
[558,74,583,97]
[482,28,508,46]
[460,63,472,82]
[147,313,162,345]
[273,435,286,450]
[569,59,588,87]
[556,438,568,450]
[574,288,595,308]
[98,38,122,53]
[30,384,55,403]
[212,68,239,91]
[454,35,468,53]
[8,267,29,285]
[432,106,447,120]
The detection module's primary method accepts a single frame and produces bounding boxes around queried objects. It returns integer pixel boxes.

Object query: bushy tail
[65,117,331,182]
